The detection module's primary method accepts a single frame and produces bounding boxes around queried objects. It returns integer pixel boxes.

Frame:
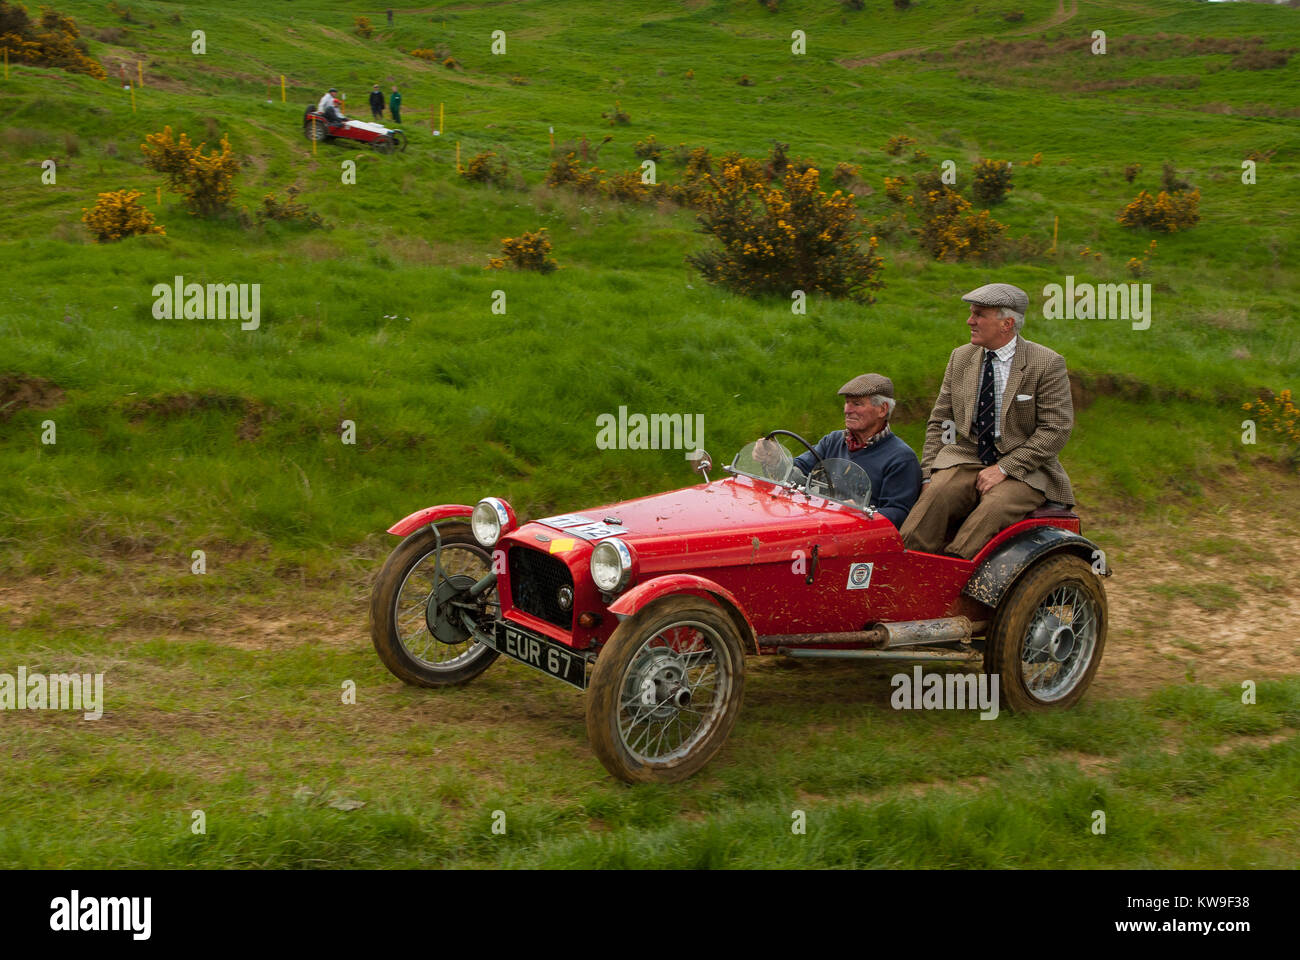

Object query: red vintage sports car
[370,432,1109,783]
[302,104,406,154]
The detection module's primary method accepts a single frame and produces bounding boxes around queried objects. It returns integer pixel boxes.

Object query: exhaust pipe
[877,617,978,648]
[759,617,984,650]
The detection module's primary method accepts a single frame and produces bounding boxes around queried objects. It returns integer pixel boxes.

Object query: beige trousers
[900,465,1045,560]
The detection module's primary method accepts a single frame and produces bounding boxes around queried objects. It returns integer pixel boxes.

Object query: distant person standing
[389,85,402,124]
[369,83,385,120]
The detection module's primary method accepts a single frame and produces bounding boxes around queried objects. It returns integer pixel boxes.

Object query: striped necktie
[972,349,998,466]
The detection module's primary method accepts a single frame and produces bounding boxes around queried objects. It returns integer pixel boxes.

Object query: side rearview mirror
[686,449,712,482]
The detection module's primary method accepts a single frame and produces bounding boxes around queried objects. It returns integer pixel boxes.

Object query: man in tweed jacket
[900,282,1074,559]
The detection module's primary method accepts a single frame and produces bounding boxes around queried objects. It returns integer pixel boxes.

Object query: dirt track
[3,471,1296,702]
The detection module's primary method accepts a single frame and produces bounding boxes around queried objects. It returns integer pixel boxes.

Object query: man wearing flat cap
[756,374,922,527]
[899,282,1075,559]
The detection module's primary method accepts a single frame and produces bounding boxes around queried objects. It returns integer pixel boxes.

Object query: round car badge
[846,562,873,590]
[556,585,574,610]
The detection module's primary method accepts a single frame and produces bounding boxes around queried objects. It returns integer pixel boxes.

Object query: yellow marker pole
[312,117,317,155]
[439,102,444,133]
[156,186,161,206]
[280,74,286,102]
[138,60,143,87]
[455,140,461,172]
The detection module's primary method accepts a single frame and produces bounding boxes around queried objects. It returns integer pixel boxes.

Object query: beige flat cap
[838,373,894,398]
[961,282,1029,315]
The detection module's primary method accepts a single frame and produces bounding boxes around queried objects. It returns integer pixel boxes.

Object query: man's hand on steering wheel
[753,437,782,469]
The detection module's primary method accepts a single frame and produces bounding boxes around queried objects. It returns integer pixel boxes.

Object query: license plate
[492,621,588,689]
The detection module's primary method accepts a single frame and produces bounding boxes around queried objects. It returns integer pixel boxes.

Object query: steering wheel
[764,429,824,474]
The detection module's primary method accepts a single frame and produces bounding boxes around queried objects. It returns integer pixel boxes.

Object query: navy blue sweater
[793,430,922,528]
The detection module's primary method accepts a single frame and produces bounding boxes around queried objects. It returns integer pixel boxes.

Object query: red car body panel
[397,473,1083,654]
[387,504,474,537]
[607,573,750,622]
[304,110,390,145]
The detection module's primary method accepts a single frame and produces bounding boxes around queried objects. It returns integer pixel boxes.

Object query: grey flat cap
[962,282,1029,315]
[838,373,894,398]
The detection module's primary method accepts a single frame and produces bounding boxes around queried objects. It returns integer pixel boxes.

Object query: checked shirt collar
[988,337,1018,365]
[845,424,891,452]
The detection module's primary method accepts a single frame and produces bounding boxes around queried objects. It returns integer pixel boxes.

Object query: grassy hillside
[1,0,1298,869]
[1,0,1298,574]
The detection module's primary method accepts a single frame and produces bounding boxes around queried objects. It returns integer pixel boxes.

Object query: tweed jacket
[919,336,1075,505]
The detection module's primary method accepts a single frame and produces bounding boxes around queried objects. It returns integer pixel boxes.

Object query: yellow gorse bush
[831,162,859,187]
[256,188,325,227]
[1242,389,1300,446]
[633,136,664,161]
[462,151,511,186]
[81,189,164,242]
[1118,188,1201,232]
[1126,239,1158,277]
[688,163,885,301]
[972,158,1014,205]
[601,170,650,203]
[545,152,602,193]
[141,127,239,216]
[910,184,1007,261]
[0,5,106,79]
[487,228,558,273]
[884,134,916,156]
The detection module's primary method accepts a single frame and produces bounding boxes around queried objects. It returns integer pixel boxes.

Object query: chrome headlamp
[471,497,514,547]
[590,538,634,593]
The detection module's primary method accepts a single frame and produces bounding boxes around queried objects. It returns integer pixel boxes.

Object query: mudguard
[963,525,1106,608]
[387,504,475,537]
[608,574,758,654]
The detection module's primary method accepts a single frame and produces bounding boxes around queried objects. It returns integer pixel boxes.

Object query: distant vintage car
[302,104,406,154]
[370,433,1109,783]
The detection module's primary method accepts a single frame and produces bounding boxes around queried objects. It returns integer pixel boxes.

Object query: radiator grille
[508,546,575,630]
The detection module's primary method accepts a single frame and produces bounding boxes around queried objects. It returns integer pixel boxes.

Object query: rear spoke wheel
[985,554,1108,712]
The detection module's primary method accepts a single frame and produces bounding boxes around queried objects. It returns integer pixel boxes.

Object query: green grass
[1,626,1296,868]
[1,0,1298,868]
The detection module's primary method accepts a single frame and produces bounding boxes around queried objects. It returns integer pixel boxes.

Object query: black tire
[586,596,745,783]
[373,136,396,155]
[984,553,1107,712]
[303,117,327,142]
[369,522,500,687]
